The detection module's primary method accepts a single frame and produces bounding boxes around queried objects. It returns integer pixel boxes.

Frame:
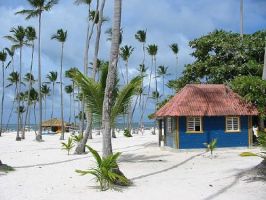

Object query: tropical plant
[0,160,15,173]
[41,84,51,120]
[4,47,15,72]
[157,65,169,97]
[5,26,27,141]
[169,43,179,76]
[123,128,132,137]
[0,49,8,136]
[65,85,74,123]
[16,0,59,141]
[76,146,129,191]
[120,45,134,133]
[5,71,20,129]
[51,29,67,140]
[46,71,58,120]
[204,138,217,156]
[23,26,37,139]
[61,137,75,155]
[72,133,83,143]
[69,64,141,154]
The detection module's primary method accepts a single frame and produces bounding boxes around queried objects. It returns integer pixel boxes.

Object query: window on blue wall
[167,117,172,133]
[186,117,203,133]
[226,117,240,132]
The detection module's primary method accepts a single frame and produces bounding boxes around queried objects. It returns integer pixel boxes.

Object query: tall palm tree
[23,26,37,139]
[102,0,122,158]
[169,43,179,76]
[135,30,146,130]
[157,65,169,97]
[41,84,50,121]
[74,0,99,137]
[5,72,20,130]
[65,85,74,124]
[51,29,67,140]
[0,50,8,136]
[5,26,27,141]
[46,71,58,120]
[120,45,134,132]
[16,0,59,141]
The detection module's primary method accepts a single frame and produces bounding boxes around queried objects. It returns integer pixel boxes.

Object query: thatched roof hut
[42,118,69,132]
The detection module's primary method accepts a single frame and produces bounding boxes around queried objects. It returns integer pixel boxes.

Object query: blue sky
[0,0,265,124]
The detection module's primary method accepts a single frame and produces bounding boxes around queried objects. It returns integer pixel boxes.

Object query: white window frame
[225,116,240,132]
[186,117,203,133]
[167,117,172,133]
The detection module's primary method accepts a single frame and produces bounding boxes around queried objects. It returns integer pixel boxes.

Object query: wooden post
[158,119,162,147]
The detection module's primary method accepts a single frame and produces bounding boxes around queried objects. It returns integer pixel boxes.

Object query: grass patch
[239,152,258,157]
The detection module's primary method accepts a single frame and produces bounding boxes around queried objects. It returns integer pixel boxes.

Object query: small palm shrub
[204,138,217,156]
[124,129,132,137]
[72,134,83,143]
[61,137,75,155]
[0,160,15,173]
[76,146,130,191]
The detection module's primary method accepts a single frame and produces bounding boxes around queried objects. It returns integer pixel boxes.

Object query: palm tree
[151,90,160,135]
[22,73,36,138]
[16,0,59,141]
[68,65,141,154]
[135,30,147,130]
[102,0,122,158]
[51,29,67,140]
[120,45,134,132]
[46,71,58,120]
[25,88,39,134]
[65,85,74,124]
[5,26,27,141]
[41,84,50,120]
[157,65,169,97]
[5,72,20,129]
[169,43,179,76]
[22,26,37,139]
[0,50,8,136]
[74,0,99,137]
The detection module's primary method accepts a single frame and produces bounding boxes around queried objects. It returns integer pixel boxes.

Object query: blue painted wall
[164,116,249,149]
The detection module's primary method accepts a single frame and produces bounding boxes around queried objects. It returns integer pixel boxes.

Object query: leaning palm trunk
[60,43,65,140]
[16,47,23,141]
[0,61,4,136]
[22,42,35,139]
[36,13,42,141]
[102,0,121,158]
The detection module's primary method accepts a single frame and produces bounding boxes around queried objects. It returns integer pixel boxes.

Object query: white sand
[0,130,265,200]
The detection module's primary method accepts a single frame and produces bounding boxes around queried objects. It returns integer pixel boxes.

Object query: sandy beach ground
[0,130,265,200]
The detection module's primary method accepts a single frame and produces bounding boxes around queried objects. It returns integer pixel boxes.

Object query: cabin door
[165,117,178,148]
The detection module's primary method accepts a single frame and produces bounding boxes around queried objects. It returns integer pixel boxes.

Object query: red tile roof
[156,84,258,117]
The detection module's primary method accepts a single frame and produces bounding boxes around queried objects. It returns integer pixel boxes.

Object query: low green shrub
[0,161,15,173]
[72,134,83,143]
[258,131,266,149]
[204,138,217,156]
[61,137,75,155]
[76,146,130,191]
[124,129,132,137]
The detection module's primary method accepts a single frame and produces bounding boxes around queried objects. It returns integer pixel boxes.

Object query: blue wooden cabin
[156,84,258,149]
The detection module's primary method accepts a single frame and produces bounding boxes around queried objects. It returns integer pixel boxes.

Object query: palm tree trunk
[162,75,165,96]
[73,82,76,127]
[44,96,47,120]
[139,42,146,131]
[36,13,42,141]
[22,42,35,139]
[60,43,65,140]
[102,0,122,158]
[0,62,4,136]
[51,83,55,119]
[34,103,37,135]
[16,47,22,141]
[69,94,72,123]
[5,94,16,130]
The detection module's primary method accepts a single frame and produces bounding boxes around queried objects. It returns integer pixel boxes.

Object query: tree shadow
[131,152,204,181]
[119,153,168,163]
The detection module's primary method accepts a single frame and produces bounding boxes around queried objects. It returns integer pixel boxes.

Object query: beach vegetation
[76,146,129,191]
[204,138,217,156]
[61,137,75,155]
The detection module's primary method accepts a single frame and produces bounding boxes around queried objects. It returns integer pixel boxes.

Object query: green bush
[72,133,83,143]
[124,129,132,137]
[76,146,130,191]
[61,137,75,155]
[0,161,15,173]
[258,131,266,149]
[204,138,217,156]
